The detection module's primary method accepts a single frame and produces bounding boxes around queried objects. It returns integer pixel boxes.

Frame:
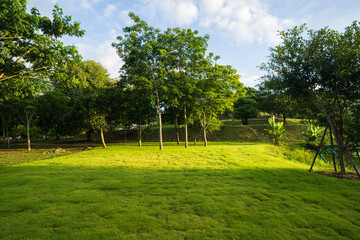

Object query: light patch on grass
[0,142,359,239]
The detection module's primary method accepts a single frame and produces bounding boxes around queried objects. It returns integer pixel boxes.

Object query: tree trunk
[124,129,127,143]
[194,138,196,146]
[155,89,163,150]
[138,121,142,147]
[26,121,31,152]
[86,130,92,142]
[2,116,10,149]
[204,128,208,147]
[283,113,286,125]
[329,127,337,172]
[184,106,188,149]
[2,117,6,144]
[174,117,180,145]
[14,125,18,142]
[310,96,346,173]
[100,127,107,149]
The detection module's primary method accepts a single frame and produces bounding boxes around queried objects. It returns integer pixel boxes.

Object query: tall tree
[161,28,209,148]
[113,12,167,150]
[261,22,360,173]
[195,57,244,146]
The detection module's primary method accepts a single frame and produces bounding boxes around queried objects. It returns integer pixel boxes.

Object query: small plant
[265,117,285,145]
[301,123,325,149]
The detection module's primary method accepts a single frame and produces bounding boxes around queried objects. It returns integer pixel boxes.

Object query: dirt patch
[316,171,360,180]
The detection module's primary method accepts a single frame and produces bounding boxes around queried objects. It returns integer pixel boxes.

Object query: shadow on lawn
[1,164,360,239]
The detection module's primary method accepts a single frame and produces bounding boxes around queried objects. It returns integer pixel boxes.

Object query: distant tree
[122,82,156,147]
[233,97,258,125]
[13,97,37,151]
[188,115,222,146]
[56,60,113,91]
[36,90,70,139]
[195,57,244,146]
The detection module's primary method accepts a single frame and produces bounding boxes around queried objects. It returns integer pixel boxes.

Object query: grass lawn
[1,142,360,239]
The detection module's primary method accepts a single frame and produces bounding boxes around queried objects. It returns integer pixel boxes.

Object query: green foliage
[233,97,259,125]
[301,123,325,148]
[265,117,285,145]
[0,0,84,88]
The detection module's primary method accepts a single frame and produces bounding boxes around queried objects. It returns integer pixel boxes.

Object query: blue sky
[29,0,360,87]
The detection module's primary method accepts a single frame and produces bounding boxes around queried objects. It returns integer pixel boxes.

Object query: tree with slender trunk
[161,28,209,149]
[15,98,37,151]
[112,12,167,150]
[195,57,244,146]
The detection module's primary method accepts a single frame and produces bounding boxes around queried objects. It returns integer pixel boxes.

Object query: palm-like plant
[265,117,285,145]
[301,123,325,145]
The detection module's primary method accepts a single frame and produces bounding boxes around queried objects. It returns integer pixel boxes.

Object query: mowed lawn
[1,143,360,239]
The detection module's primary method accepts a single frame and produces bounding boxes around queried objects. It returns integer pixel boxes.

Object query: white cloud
[95,41,123,78]
[80,0,102,11]
[75,32,123,79]
[80,0,93,10]
[136,0,294,45]
[239,74,260,87]
[140,0,198,26]
[104,4,117,18]
[198,0,295,45]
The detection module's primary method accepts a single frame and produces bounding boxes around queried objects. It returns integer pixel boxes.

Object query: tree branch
[0,66,49,82]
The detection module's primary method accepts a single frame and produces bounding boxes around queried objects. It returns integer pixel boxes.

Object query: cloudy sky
[29,0,360,87]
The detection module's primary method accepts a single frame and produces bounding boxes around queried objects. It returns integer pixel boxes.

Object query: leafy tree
[161,27,209,148]
[36,90,70,139]
[233,97,258,125]
[261,22,360,173]
[126,88,156,147]
[195,57,244,146]
[188,115,222,146]
[0,0,84,83]
[13,97,37,151]
[56,60,113,91]
[113,12,167,150]
[257,77,293,124]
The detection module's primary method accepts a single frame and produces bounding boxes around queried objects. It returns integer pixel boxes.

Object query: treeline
[1,1,359,174]
[0,5,245,151]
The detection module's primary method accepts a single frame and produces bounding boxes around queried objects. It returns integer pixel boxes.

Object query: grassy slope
[112,118,306,143]
[1,142,360,239]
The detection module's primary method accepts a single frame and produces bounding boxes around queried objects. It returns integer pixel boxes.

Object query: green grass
[1,142,360,239]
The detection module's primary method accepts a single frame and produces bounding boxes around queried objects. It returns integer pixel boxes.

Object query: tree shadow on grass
[1,164,360,239]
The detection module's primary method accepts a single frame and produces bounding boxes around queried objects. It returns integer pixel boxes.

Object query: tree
[261,22,360,173]
[161,27,209,148]
[233,97,258,125]
[123,84,156,147]
[113,12,167,150]
[14,97,37,151]
[0,0,84,83]
[56,60,113,91]
[257,77,293,124]
[36,90,70,139]
[195,58,244,146]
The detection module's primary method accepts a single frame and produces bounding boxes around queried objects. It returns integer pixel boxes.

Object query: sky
[28,0,360,87]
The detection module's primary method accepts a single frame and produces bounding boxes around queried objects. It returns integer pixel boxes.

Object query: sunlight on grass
[1,143,359,239]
